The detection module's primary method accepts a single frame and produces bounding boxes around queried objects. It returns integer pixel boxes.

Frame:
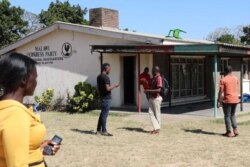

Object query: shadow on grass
[183,128,222,136]
[118,127,149,133]
[71,129,96,135]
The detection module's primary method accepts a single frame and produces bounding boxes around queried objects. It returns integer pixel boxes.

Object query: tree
[39,0,88,26]
[206,27,231,42]
[206,27,241,44]
[0,0,28,48]
[216,34,238,44]
[240,26,250,45]
[22,10,45,35]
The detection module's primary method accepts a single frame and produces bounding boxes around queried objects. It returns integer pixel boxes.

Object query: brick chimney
[89,8,119,29]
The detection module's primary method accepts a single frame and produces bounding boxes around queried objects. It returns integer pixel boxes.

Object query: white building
[0,8,216,109]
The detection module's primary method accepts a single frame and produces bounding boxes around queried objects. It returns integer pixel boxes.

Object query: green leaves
[68,81,100,113]
[39,0,88,26]
[34,88,54,108]
[240,26,250,45]
[0,0,28,48]
[216,34,240,44]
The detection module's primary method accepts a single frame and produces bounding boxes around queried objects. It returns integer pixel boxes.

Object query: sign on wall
[26,42,73,64]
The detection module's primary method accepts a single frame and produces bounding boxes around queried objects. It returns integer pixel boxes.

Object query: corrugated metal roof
[216,42,250,49]
[0,21,213,55]
[91,44,250,56]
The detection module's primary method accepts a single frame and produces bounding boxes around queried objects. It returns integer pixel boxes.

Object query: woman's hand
[41,140,61,156]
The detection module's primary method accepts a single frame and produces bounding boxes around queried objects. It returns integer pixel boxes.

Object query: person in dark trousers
[96,63,119,136]
[217,65,240,137]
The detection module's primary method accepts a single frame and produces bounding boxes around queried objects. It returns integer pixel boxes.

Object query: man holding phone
[96,63,119,136]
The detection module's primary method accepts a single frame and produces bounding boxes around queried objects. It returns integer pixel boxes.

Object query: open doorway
[123,56,136,104]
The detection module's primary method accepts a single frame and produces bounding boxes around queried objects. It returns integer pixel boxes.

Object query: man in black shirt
[96,63,119,136]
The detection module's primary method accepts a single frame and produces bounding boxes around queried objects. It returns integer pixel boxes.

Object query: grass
[238,120,250,126]
[212,112,250,125]
[41,111,250,167]
[87,110,131,117]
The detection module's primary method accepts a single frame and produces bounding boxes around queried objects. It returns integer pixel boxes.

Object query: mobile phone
[43,135,63,155]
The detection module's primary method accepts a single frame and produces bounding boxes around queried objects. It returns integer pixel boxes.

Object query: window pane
[193,89,197,95]
[180,59,185,63]
[198,65,203,88]
[198,89,203,95]
[198,59,204,64]
[180,65,186,89]
[172,58,178,63]
[171,65,179,89]
[180,90,186,96]
[173,91,179,98]
[186,64,191,89]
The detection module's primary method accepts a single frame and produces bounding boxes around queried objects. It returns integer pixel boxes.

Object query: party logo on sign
[61,42,72,58]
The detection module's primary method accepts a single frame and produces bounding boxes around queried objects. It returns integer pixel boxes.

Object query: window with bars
[171,57,204,99]
[243,59,249,80]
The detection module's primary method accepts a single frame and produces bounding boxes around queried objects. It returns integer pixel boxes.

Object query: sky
[10,0,250,40]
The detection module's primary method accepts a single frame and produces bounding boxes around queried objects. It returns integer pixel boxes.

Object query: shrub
[34,88,54,111]
[52,95,67,112]
[67,81,100,113]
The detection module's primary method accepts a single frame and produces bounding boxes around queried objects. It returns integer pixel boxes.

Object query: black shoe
[101,132,113,136]
[95,131,102,135]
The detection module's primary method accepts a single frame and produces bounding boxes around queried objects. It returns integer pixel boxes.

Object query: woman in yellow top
[0,53,60,167]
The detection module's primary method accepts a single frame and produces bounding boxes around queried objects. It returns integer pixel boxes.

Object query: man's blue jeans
[222,103,237,132]
[97,98,111,132]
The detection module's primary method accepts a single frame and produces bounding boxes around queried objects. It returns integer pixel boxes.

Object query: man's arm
[145,88,161,93]
[105,84,119,91]
[218,88,223,102]
[217,80,224,107]
[145,76,162,93]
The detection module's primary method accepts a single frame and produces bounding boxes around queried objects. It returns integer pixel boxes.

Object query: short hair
[224,65,232,75]
[101,63,110,72]
[144,67,149,72]
[153,66,160,73]
[0,52,37,96]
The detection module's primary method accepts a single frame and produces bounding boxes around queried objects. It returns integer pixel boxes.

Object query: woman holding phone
[0,53,60,167]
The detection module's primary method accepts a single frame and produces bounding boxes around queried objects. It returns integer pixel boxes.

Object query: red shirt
[150,74,163,98]
[139,72,150,89]
[219,75,240,103]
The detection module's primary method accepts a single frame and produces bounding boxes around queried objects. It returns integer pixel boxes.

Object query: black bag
[152,75,169,97]
[160,76,169,97]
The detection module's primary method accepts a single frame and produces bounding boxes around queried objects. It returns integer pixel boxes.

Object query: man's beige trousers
[148,96,163,130]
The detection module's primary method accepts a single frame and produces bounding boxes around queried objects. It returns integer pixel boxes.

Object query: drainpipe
[240,57,243,111]
[214,54,218,117]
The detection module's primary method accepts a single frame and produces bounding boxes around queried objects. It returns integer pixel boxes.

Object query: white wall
[102,54,122,107]
[16,29,142,106]
[139,54,153,108]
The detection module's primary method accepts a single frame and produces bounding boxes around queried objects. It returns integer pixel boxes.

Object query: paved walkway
[162,101,250,118]
[112,102,250,119]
